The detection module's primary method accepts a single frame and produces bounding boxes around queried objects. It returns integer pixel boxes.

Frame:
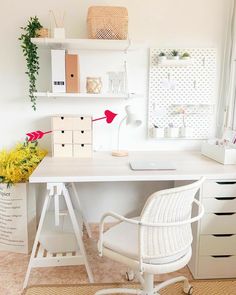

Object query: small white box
[53,144,73,157]
[165,127,179,138]
[73,130,92,144]
[54,130,73,143]
[73,117,92,130]
[52,116,73,130]
[74,144,92,158]
[151,127,165,139]
[201,142,236,164]
[51,49,66,93]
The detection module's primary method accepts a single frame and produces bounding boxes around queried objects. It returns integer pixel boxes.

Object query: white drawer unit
[53,130,73,144]
[198,256,236,279]
[188,179,236,279]
[53,144,73,157]
[202,197,236,213]
[199,235,236,255]
[73,116,92,130]
[51,115,93,158]
[202,181,236,199]
[52,116,74,130]
[73,130,92,144]
[74,144,92,158]
[201,213,236,234]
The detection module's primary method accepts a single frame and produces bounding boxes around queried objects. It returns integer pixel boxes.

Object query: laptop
[129,160,176,171]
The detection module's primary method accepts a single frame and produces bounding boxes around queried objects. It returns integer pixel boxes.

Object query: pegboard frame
[148,48,217,140]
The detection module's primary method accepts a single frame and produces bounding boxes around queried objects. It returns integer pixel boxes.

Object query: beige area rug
[23,280,236,295]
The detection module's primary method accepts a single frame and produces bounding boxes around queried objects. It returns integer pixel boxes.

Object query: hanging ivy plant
[19,16,42,111]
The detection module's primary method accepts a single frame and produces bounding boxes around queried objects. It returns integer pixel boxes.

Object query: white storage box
[201,141,236,165]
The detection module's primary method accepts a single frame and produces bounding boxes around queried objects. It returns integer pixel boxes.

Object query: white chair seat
[103,218,190,265]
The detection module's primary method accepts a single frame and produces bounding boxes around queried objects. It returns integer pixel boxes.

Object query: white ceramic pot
[180,127,193,138]
[169,56,179,60]
[152,127,165,138]
[166,127,179,138]
[158,56,167,61]
[53,28,65,38]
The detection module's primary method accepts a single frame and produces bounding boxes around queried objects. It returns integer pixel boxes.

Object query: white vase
[53,27,65,38]
[152,127,165,138]
[158,56,167,62]
[166,127,179,138]
[0,183,36,254]
[169,56,179,60]
[180,127,193,138]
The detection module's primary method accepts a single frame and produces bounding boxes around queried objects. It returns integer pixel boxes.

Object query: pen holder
[166,127,179,138]
[152,127,165,139]
[180,127,193,138]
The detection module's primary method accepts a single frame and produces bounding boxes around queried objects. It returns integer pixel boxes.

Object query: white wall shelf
[31,38,146,51]
[157,58,193,67]
[34,92,137,99]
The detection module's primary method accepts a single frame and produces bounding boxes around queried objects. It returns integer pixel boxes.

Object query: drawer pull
[81,131,84,134]
[80,117,84,120]
[62,144,65,147]
[215,197,236,201]
[212,234,234,237]
[214,212,235,216]
[61,130,64,134]
[81,144,84,147]
[216,182,236,185]
[61,116,64,120]
[211,255,232,258]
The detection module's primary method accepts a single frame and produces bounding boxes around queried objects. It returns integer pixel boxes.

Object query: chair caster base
[183,284,193,294]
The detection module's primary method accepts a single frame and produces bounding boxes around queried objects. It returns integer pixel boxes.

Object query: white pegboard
[148,48,217,139]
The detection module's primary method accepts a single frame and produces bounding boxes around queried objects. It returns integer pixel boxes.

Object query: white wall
[0,0,231,221]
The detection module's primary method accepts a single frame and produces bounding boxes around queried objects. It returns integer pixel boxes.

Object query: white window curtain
[217,0,236,137]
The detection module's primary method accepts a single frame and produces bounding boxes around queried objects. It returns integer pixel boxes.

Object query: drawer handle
[214,212,235,216]
[81,144,84,147]
[216,182,236,185]
[61,130,64,134]
[81,131,84,134]
[61,116,64,120]
[62,144,65,147]
[212,234,234,237]
[215,197,236,200]
[211,255,232,258]
[80,117,84,120]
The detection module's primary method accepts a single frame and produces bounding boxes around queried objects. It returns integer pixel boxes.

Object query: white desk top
[29,151,236,183]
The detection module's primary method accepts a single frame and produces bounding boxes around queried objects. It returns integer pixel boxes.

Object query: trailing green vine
[19,16,42,111]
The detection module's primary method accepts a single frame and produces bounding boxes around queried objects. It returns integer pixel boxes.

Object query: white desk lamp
[112,105,142,157]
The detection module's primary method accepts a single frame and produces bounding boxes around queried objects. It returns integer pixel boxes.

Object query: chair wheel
[184,286,193,295]
[125,271,134,281]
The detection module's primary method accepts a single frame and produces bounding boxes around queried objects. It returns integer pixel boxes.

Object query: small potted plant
[152,124,165,138]
[165,123,179,138]
[181,52,191,60]
[0,140,47,253]
[158,52,167,61]
[170,50,179,60]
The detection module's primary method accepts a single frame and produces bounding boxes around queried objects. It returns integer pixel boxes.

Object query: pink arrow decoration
[92,110,117,123]
[27,130,52,141]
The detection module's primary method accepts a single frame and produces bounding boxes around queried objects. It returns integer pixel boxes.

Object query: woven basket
[87,6,128,40]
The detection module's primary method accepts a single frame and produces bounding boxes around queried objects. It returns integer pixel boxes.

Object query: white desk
[29,151,236,183]
[24,151,236,287]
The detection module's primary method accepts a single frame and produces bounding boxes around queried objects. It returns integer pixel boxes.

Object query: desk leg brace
[23,183,94,289]
[70,183,92,238]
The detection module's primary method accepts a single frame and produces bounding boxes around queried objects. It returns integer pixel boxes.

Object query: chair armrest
[98,199,204,255]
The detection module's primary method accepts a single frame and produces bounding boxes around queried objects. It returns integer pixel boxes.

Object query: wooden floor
[0,225,192,295]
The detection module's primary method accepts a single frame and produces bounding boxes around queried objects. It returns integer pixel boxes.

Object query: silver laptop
[129,160,176,171]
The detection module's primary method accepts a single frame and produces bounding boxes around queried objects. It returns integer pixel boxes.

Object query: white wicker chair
[95,178,205,295]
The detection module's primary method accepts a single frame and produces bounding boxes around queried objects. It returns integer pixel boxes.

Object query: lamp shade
[125,105,142,126]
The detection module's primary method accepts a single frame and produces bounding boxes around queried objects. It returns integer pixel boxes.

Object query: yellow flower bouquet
[0,140,47,186]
